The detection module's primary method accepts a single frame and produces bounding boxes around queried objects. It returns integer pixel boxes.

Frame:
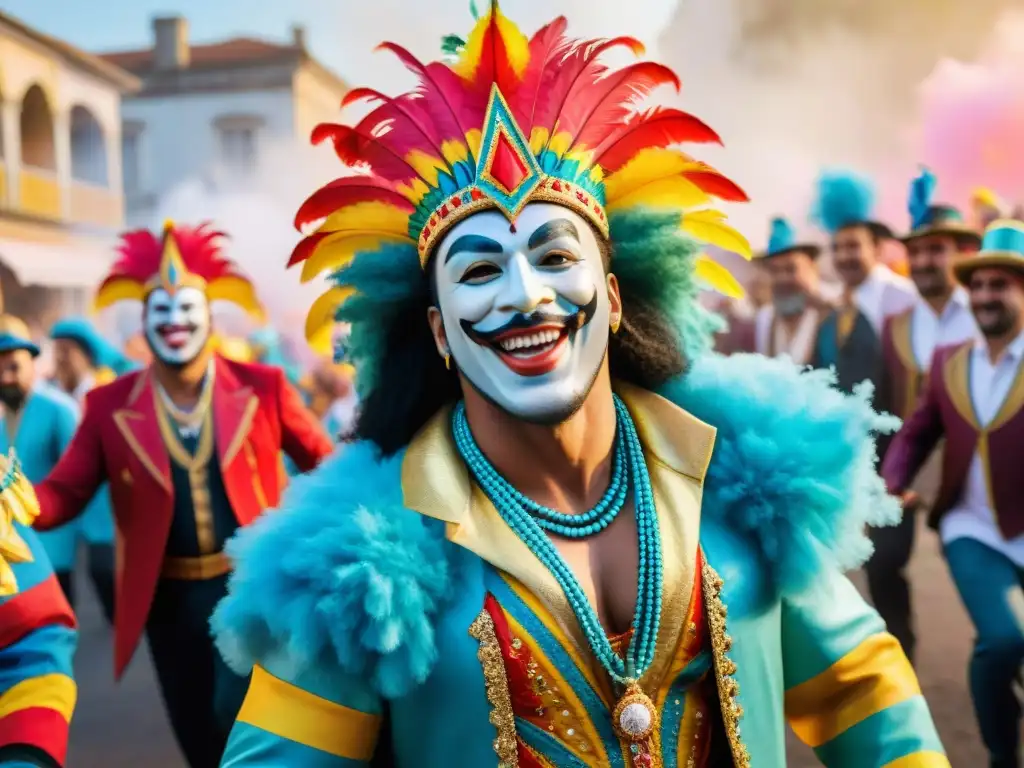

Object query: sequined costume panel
[467,561,717,768]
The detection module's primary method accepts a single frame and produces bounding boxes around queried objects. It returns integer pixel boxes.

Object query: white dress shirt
[853,264,918,335]
[909,286,978,369]
[753,305,820,366]
[940,328,1024,565]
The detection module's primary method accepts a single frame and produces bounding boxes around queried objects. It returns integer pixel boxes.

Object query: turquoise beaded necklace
[451,395,664,686]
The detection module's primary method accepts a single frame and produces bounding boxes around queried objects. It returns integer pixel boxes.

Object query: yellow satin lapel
[942,344,979,430]
[989,356,1024,432]
[890,311,923,418]
[401,406,582,655]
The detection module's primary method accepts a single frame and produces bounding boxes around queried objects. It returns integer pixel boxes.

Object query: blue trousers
[945,537,1024,768]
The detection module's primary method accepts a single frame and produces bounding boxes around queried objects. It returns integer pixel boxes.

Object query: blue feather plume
[810,169,876,235]
[908,166,937,230]
[767,217,796,255]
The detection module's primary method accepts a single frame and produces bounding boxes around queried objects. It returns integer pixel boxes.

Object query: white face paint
[433,203,611,424]
[143,286,211,366]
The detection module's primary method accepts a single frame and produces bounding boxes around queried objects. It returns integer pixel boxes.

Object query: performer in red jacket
[24,221,333,767]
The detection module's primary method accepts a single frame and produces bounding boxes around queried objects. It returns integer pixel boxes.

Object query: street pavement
[66,513,984,766]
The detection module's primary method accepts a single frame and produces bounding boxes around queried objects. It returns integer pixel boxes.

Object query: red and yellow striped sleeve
[0,522,78,766]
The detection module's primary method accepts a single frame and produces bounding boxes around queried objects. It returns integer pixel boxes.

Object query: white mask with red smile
[433,203,611,424]
[144,286,211,366]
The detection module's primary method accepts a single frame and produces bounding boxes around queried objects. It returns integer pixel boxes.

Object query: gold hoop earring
[444,352,451,370]
[610,315,621,334]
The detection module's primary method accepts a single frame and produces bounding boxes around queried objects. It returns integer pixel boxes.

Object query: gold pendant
[612,681,659,742]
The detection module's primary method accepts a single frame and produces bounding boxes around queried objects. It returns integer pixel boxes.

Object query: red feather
[594,107,721,172]
[311,123,420,183]
[509,16,570,130]
[293,177,414,231]
[467,7,522,102]
[377,42,476,146]
[531,36,645,143]
[343,88,450,164]
[683,167,750,202]
[287,232,331,268]
[565,62,681,152]
[109,223,242,282]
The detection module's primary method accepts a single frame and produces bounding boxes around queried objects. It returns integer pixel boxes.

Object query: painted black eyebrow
[444,234,503,263]
[528,219,579,250]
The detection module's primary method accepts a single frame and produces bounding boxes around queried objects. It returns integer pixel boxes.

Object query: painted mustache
[459,292,599,347]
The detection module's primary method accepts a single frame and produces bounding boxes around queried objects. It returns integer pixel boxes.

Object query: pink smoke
[917,10,1024,216]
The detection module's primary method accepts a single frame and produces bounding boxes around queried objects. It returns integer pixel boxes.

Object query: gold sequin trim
[469,609,520,768]
[701,556,750,767]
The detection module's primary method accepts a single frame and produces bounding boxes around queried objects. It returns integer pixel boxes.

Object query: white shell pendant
[612,682,659,742]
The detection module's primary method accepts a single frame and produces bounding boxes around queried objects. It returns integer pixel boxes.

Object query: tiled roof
[99,37,298,72]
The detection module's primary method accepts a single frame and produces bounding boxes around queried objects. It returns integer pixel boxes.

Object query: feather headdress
[901,167,978,245]
[291,1,751,352]
[95,221,265,321]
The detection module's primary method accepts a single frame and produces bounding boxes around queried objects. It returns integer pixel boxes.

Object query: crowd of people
[714,167,1024,767]
[0,3,1020,767]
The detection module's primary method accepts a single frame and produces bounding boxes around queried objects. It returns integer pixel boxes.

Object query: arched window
[20,84,55,170]
[69,105,108,186]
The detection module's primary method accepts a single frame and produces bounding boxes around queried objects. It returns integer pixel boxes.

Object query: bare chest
[552,499,640,637]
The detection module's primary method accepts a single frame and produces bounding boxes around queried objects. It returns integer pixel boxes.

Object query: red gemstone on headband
[489,130,528,192]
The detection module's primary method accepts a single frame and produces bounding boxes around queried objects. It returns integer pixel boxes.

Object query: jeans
[945,537,1024,768]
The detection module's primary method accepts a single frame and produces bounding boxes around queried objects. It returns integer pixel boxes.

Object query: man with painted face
[870,169,981,665]
[884,218,1024,768]
[753,217,830,365]
[0,222,334,768]
[212,6,945,767]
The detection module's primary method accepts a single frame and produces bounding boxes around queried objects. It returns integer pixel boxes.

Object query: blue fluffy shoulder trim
[659,352,901,595]
[212,441,451,699]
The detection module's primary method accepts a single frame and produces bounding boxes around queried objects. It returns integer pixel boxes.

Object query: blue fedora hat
[761,216,821,260]
[954,219,1024,284]
[0,315,40,357]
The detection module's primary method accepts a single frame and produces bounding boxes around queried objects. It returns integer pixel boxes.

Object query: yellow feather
[494,12,530,77]
[319,202,411,236]
[300,234,403,284]
[589,165,604,184]
[454,5,530,82]
[397,178,431,206]
[694,255,745,299]
[529,127,550,155]
[564,147,595,169]
[465,129,482,158]
[603,148,695,202]
[305,287,355,355]
[405,150,447,187]
[681,209,753,260]
[606,176,709,212]
[207,277,266,322]
[441,139,470,166]
[92,280,146,312]
[547,130,574,157]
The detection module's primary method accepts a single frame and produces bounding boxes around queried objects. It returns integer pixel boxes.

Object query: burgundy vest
[931,342,1024,538]
[881,309,924,421]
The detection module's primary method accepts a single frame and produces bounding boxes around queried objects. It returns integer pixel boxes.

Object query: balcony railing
[19,167,61,219]
[69,181,123,229]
